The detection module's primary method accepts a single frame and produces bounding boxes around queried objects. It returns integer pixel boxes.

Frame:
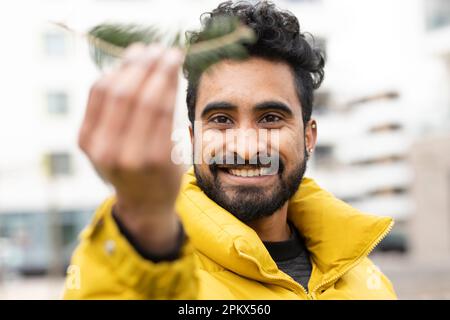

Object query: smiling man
[64,1,397,299]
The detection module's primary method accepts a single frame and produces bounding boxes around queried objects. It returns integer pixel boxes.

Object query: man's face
[191,57,315,222]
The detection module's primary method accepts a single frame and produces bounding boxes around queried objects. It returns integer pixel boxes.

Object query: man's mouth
[215,165,279,178]
[226,167,277,177]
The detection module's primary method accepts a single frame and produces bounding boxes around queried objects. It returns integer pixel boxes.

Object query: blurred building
[409,0,450,265]
[301,0,450,255]
[0,1,109,275]
[410,135,450,265]
[0,0,448,276]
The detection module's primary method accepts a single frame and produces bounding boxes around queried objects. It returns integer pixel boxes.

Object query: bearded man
[64,1,397,299]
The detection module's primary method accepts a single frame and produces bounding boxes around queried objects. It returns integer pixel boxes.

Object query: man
[64,1,396,299]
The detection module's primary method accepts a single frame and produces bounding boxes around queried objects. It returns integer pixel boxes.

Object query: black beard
[194,151,308,223]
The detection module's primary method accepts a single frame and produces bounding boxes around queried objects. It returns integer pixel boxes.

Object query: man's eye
[260,114,281,123]
[211,115,232,124]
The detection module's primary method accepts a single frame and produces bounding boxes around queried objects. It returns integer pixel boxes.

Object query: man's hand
[78,44,184,255]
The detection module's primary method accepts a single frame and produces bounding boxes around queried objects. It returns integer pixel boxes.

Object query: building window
[425,0,450,30]
[44,152,72,177]
[368,187,408,197]
[375,222,408,253]
[352,154,406,166]
[0,212,51,274]
[369,123,402,133]
[313,144,334,167]
[314,37,327,59]
[43,32,67,57]
[313,90,331,115]
[47,91,69,115]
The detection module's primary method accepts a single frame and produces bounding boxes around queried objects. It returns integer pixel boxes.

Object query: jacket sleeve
[63,197,199,300]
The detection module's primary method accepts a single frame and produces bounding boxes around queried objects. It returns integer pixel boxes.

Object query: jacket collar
[176,167,394,291]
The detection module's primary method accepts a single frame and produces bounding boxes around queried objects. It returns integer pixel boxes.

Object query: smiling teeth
[228,168,274,177]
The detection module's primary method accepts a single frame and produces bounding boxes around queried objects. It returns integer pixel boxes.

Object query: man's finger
[91,46,165,167]
[78,72,117,152]
[118,49,183,169]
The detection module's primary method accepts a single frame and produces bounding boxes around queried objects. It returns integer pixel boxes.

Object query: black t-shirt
[263,223,312,290]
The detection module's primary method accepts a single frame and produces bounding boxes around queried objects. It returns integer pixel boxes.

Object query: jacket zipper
[311,220,395,295]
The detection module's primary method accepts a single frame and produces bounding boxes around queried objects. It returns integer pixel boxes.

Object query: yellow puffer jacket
[64,167,397,300]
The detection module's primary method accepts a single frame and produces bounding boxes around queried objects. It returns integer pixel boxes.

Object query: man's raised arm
[64,45,198,299]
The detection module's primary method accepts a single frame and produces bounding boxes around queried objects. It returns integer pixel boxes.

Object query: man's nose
[225,127,262,164]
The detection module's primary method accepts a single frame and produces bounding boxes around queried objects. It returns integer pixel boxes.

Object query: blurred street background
[0,0,449,299]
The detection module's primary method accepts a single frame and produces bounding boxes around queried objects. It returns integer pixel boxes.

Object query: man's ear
[305,119,317,153]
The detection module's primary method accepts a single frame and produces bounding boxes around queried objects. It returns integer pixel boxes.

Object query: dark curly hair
[184,0,325,127]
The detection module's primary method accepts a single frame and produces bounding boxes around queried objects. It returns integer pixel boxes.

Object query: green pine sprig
[53,17,256,73]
